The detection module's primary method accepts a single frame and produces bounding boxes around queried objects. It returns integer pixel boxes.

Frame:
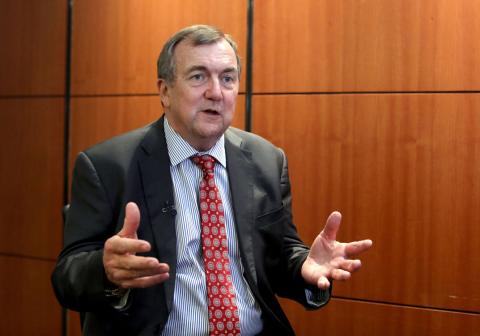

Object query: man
[52,25,372,335]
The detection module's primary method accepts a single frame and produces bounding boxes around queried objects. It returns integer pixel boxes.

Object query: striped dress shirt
[161,118,263,335]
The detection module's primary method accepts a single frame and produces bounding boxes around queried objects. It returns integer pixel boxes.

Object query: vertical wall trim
[63,3,72,204]
[245,0,254,132]
[62,0,74,335]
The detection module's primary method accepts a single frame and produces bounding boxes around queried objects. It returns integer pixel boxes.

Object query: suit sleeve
[51,152,119,312]
[277,149,332,309]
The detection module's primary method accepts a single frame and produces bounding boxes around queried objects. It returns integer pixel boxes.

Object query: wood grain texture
[0,98,64,259]
[70,94,245,179]
[280,298,480,336]
[0,256,62,335]
[68,311,82,336]
[0,0,66,96]
[71,0,247,95]
[252,94,480,312]
[253,0,480,92]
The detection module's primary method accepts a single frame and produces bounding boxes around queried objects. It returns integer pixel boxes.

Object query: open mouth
[202,109,220,115]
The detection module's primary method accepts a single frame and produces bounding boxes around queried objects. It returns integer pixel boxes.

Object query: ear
[157,79,170,108]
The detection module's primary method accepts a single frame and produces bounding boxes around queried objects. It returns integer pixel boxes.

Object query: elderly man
[52,24,372,335]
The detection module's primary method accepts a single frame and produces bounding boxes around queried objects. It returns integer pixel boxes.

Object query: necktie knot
[192,154,216,175]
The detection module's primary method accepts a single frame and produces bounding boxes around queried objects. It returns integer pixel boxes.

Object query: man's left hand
[301,211,373,289]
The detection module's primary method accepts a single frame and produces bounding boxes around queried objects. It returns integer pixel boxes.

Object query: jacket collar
[224,129,257,285]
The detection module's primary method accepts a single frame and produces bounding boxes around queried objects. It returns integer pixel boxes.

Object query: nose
[204,78,222,101]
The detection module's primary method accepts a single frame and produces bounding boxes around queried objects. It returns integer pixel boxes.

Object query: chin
[196,125,227,141]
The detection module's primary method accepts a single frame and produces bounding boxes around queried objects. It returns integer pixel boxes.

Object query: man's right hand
[103,202,170,288]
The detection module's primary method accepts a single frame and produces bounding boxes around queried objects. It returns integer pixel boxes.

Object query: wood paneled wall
[0,0,66,334]
[2,0,478,335]
[254,0,480,92]
[253,0,480,334]
[70,0,248,95]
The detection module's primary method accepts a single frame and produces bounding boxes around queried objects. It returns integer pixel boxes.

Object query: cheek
[175,94,197,113]
[225,93,238,111]
[180,92,203,110]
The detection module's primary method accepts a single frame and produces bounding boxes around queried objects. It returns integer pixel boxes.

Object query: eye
[189,72,206,83]
[221,73,237,86]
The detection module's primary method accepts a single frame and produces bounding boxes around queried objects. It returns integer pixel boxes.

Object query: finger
[331,268,351,281]
[320,211,342,241]
[118,255,169,273]
[122,272,170,289]
[316,276,331,290]
[344,239,373,257]
[118,202,141,238]
[112,263,170,281]
[106,261,169,283]
[336,258,362,273]
[105,236,151,255]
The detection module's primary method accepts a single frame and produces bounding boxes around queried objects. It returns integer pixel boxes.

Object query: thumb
[321,211,342,241]
[118,202,140,239]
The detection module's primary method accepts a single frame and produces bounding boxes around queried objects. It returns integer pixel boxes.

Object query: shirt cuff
[105,288,131,310]
[304,285,331,309]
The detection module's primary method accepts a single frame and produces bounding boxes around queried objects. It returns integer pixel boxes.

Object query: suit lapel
[225,129,258,285]
[138,118,177,312]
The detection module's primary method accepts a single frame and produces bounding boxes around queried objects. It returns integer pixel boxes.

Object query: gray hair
[157,24,241,84]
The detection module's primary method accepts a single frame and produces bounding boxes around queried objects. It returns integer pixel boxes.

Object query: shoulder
[85,121,157,160]
[226,127,282,154]
[226,127,285,161]
[79,118,164,166]
[225,127,286,177]
[71,119,164,183]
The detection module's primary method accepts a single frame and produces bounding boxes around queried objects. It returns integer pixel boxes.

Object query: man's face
[158,38,239,151]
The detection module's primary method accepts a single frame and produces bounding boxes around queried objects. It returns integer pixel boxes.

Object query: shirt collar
[164,117,226,168]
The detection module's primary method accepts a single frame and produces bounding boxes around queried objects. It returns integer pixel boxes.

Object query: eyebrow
[185,65,208,74]
[222,67,239,74]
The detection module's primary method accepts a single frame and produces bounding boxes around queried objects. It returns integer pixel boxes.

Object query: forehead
[173,38,238,73]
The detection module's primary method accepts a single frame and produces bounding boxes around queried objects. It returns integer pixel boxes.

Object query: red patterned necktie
[191,154,241,336]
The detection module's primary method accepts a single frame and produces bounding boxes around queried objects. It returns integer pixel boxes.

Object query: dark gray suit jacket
[52,117,330,335]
